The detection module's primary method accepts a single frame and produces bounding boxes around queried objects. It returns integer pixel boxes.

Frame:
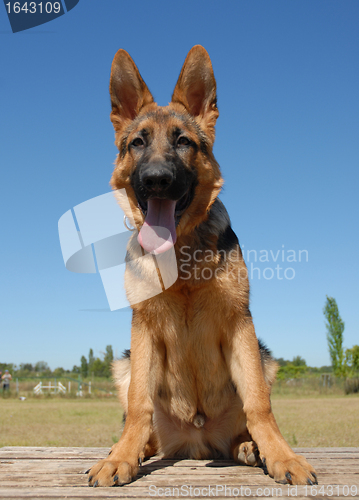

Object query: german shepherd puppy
[88,46,317,487]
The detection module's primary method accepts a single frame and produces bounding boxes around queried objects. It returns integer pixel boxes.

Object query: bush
[345,378,359,395]
[276,364,308,380]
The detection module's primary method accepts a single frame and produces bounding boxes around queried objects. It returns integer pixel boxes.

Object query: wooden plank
[0,447,110,460]
[1,447,358,462]
[1,461,357,475]
[0,447,358,499]
[0,471,358,483]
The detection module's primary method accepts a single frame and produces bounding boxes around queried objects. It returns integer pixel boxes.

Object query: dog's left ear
[172,45,218,143]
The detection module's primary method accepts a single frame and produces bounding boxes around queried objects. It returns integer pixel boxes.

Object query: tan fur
[112,357,131,414]
[88,46,317,487]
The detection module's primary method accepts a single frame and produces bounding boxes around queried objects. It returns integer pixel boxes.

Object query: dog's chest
[156,298,235,421]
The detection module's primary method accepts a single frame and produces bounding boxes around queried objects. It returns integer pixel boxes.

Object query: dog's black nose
[140,167,174,194]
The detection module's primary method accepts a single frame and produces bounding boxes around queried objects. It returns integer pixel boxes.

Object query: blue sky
[1,0,358,370]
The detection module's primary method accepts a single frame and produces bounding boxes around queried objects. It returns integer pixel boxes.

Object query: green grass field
[0,399,123,448]
[1,396,358,448]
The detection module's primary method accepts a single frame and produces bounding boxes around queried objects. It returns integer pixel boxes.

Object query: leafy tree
[80,356,88,378]
[35,361,50,373]
[21,363,34,372]
[16,363,34,376]
[0,363,15,374]
[275,357,291,367]
[345,345,359,376]
[277,363,307,380]
[292,356,307,367]
[53,367,65,377]
[88,348,94,374]
[324,296,345,377]
[103,345,114,378]
[34,361,51,376]
[75,345,116,379]
[92,358,106,377]
[104,345,114,364]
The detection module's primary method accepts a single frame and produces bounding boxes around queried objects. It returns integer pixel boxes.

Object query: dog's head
[110,45,223,254]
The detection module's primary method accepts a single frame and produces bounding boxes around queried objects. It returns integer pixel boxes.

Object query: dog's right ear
[110,49,154,133]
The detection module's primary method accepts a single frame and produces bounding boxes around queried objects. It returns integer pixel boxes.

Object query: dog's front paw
[262,453,317,486]
[88,459,138,487]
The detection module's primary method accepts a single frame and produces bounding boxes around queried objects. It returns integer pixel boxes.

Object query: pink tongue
[138,199,177,254]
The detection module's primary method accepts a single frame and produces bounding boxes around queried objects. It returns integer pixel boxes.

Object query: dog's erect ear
[172,45,218,142]
[110,49,154,133]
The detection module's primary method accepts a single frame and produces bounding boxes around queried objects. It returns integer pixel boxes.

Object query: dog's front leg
[227,316,317,485]
[88,329,155,487]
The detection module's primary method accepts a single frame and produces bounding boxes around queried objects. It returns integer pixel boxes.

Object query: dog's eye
[132,138,145,148]
[177,136,190,147]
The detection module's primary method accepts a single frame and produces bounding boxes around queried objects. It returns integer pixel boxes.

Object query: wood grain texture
[0,447,358,499]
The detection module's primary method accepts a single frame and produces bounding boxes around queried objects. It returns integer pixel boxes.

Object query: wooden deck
[0,447,358,499]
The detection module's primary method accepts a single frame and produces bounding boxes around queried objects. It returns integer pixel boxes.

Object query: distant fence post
[89,381,91,395]
[321,373,331,387]
[16,378,19,394]
[76,375,83,397]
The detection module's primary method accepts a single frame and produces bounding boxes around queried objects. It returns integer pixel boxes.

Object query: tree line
[0,345,115,379]
[76,346,114,378]
[275,355,332,380]
[1,297,358,380]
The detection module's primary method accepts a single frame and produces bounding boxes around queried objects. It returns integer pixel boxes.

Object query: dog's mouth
[136,188,194,254]
[137,189,192,219]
